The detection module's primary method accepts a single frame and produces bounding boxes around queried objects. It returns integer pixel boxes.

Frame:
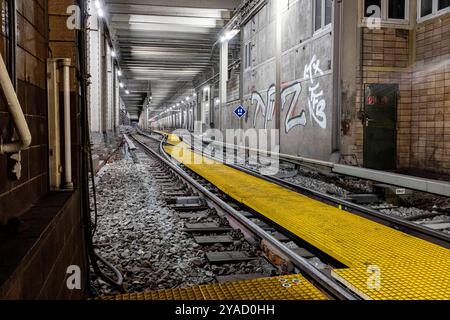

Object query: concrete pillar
[186,106,190,130]
[101,28,107,135]
[87,3,102,134]
[219,40,229,131]
[114,67,120,131]
[196,94,202,123]
[146,108,149,130]
[106,45,113,132]
[181,108,185,129]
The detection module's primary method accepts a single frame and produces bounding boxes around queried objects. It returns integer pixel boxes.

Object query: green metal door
[363,84,398,171]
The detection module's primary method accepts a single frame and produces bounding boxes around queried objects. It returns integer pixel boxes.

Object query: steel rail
[131,133,358,301]
[172,132,450,249]
[146,130,450,248]
[200,138,450,197]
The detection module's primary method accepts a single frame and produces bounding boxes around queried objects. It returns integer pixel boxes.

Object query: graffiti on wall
[281,82,306,133]
[248,55,327,133]
[251,82,306,133]
[304,55,327,129]
[251,84,275,128]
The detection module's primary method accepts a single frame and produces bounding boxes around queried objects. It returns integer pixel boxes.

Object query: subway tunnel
[0,0,449,307]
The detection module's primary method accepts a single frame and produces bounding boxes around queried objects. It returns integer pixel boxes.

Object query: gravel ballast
[90,147,273,296]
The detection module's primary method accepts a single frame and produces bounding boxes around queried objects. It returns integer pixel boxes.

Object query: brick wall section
[0,0,49,223]
[352,27,412,169]
[0,0,89,299]
[349,13,450,175]
[411,14,450,174]
[362,28,410,68]
[0,192,87,300]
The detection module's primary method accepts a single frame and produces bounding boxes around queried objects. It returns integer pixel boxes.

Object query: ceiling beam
[105,0,240,10]
[112,14,227,28]
[105,0,237,116]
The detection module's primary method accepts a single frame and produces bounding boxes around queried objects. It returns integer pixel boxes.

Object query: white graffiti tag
[281,82,306,133]
[304,55,327,129]
[252,85,275,129]
[251,82,305,132]
[366,5,382,30]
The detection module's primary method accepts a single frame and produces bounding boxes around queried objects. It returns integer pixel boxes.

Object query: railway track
[147,130,450,248]
[130,132,357,300]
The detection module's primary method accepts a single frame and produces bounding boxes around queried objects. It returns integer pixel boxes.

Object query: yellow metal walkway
[100,275,327,300]
[163,139,450,300]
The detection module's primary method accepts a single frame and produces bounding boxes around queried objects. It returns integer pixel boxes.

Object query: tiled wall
[0,0,49,223]
[0,192,88,300]
[0,0,89,299]
[361,28,410,68]
[349,13,450,175]
[48,0,81,187]
[349,27,412,170]
[411,14,450,174]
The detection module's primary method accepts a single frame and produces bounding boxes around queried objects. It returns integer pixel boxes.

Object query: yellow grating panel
[100,275,328,301]
[152,130,180,145]
[163,142,450,300]
[332,265,450,300]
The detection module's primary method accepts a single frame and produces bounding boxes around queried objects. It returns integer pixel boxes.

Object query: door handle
[366,118,375,127]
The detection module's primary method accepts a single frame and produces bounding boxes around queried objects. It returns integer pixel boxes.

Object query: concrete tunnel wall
[220,0,336,161]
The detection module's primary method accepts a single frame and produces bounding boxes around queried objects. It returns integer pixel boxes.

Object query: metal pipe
[219,40,229,131]
[275,0,282,140]
[0,53,32,154]
[60,58,74,190]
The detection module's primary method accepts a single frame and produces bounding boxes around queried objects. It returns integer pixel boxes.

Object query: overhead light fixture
[203,86,209,92]
[186,96,190,101]
[176,103,180,107]
[119,82,124,88]
[228,30,240,41]
[98,8,104,17]
[125,90,130,95]
[111,50,116,57]
[95,0,101,9]
[118,70,122,77]
[215,98,220,104]
[193,93,197,97]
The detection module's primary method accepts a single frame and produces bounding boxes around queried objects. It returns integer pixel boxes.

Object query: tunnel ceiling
[104,0,240,120]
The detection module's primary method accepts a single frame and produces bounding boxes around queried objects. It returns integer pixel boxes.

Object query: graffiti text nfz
[249,56,327,133]
[304,55,327,129]
[251,82,305,133]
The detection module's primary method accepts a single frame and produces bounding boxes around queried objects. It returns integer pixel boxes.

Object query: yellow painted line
[100,275,328,301]
[164,142,450,300]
